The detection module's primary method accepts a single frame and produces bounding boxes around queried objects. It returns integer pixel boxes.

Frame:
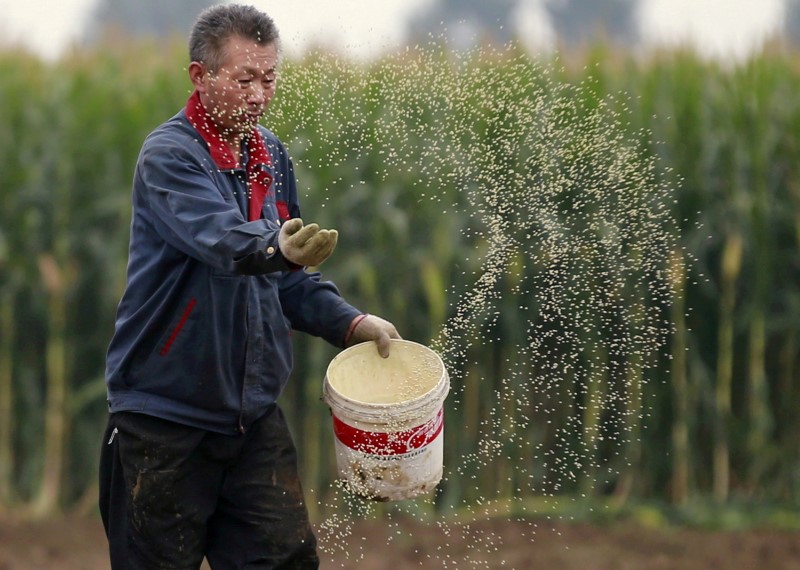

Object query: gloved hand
[346,314,401,358]
[278,218,338,267]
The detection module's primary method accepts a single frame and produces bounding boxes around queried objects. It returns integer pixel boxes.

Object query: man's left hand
[347,315,401,358]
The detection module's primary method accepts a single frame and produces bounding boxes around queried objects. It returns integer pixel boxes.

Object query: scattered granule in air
[271,38,680,568]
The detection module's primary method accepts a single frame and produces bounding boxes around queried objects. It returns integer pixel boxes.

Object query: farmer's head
[188,4,281,140]
[189,3,280,73]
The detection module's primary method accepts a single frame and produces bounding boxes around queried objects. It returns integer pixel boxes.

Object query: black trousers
[99,408,319,570]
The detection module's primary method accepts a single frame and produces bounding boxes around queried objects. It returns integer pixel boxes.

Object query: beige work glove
[347,314,401,358]
[278,218,338,267]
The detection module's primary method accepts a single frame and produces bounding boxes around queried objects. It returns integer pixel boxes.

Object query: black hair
[189,3,280,71]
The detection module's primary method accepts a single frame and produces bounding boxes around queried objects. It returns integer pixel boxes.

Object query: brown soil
[0,513,798,569]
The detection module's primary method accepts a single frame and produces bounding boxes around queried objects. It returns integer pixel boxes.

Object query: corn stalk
[713,231,742,503]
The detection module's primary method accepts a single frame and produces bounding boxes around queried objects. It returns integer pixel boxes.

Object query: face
[190,35,278,142]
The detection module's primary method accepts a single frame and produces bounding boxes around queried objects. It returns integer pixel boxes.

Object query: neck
[223,134,245,162]
[197,92,246,161]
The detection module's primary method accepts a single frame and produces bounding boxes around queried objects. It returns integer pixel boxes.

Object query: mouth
[233,109,262,126]
[243,112,262,123]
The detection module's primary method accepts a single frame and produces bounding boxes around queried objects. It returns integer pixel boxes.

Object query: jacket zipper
[238,280,251,434]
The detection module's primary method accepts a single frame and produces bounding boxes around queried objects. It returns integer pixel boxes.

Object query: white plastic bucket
[323,339,450,501]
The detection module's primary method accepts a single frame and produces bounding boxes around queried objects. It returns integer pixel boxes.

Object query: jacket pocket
[159,298,197,356]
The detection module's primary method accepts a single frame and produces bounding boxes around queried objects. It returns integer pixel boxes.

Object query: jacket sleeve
[136,135,292,275]
[279,269,362,347]
[266,133,363,346]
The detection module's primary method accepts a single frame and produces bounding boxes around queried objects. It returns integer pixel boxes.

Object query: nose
[247,84,267,105]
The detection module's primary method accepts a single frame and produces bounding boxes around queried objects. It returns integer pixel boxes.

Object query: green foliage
[1,41,800,520]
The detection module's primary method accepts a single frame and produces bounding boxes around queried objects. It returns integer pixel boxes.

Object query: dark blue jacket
[105,109,361,434]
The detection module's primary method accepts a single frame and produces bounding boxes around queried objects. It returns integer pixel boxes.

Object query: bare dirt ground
[1,513,799,569]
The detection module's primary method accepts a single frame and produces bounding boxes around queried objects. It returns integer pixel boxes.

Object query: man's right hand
[278,218,338,267]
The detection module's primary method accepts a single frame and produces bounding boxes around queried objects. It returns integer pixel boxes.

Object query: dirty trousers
[99,408,319,569]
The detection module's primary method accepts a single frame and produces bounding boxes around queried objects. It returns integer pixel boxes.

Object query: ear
[188,61,208,93]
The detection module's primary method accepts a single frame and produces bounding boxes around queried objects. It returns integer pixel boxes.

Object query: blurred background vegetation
[1,0,800,529]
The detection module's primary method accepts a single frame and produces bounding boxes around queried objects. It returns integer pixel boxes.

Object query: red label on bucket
[332,408,444,456]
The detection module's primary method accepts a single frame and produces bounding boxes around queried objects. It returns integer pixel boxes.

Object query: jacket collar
[185,90,274,221]
[184,89,272,172]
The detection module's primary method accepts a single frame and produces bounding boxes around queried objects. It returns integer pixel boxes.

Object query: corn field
[1,39,800,519]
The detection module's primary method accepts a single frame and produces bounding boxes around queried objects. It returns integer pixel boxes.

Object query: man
[99,4,399,568]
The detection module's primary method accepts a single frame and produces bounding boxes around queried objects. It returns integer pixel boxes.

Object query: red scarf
[185,90,273,221]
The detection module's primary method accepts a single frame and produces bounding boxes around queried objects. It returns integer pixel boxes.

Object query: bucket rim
[324,339,448,409]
